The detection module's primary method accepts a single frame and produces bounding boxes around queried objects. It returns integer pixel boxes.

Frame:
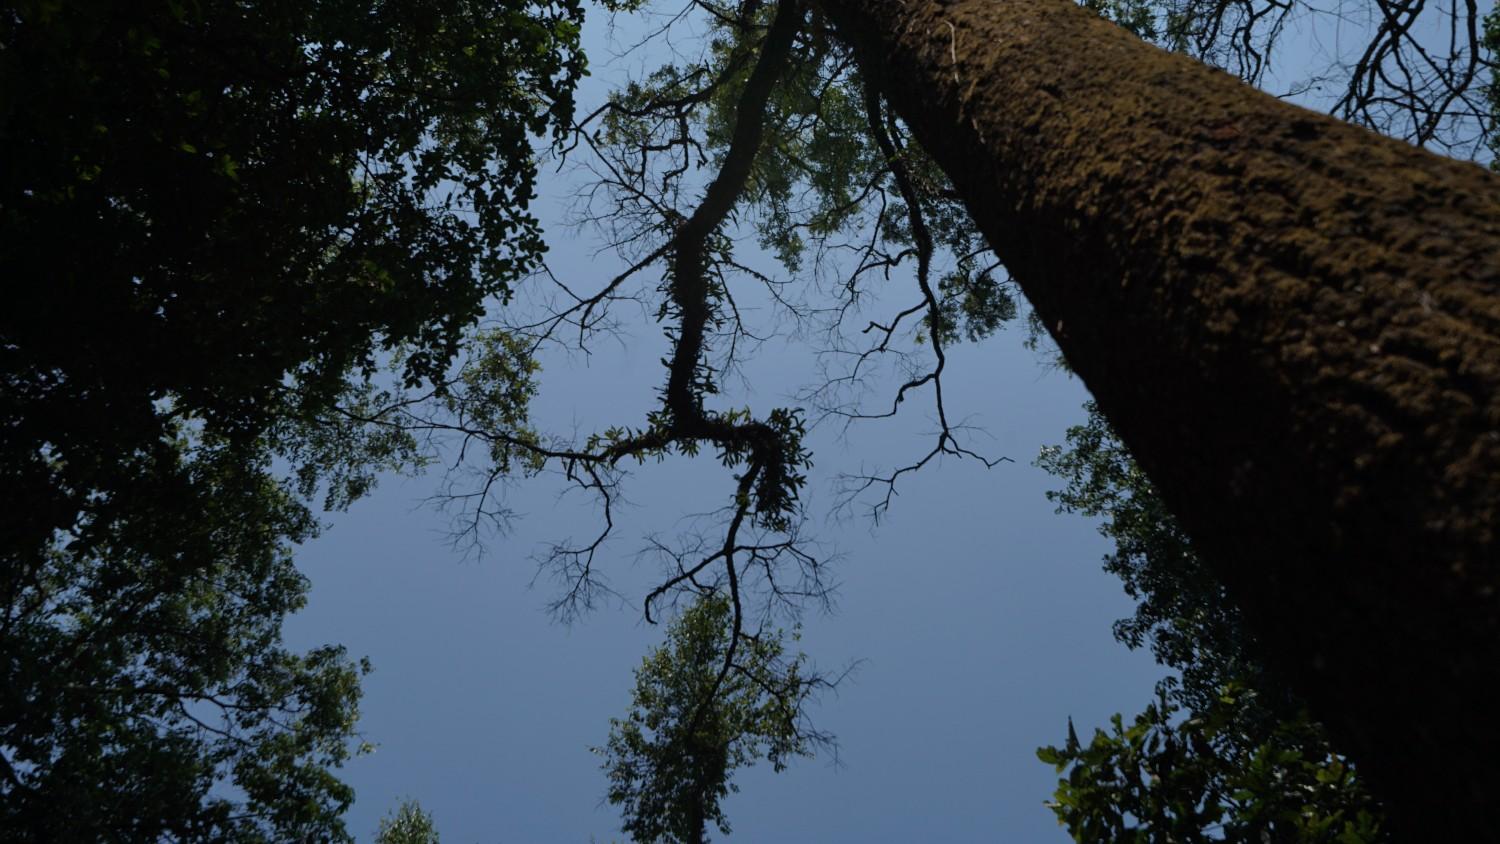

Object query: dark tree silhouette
[0,1,583,837]
[597,594,828,843]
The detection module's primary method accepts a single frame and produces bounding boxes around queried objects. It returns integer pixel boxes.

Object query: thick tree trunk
[817,0,1500,834]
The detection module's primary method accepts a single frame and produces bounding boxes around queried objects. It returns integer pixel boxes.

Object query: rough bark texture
[817,0,1500,834]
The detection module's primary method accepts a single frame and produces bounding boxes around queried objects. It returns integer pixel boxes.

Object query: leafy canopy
[375,799,442,844]
[1,0,584,562]
[1038,687,1383,843]
[0,0,582,838]
[597,595,819,843]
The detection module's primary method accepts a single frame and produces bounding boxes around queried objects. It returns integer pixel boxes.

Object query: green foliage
[0,0,581,837]
[597,595,817,843]
[376,799,442,844]
[721,29,887,274]
[443,329,548,474]
[931,269,1020,345]
[598,2,1023,349]
[725,26,1017,345]
[1038,687,1383,842]
[0,428,371,840]
[719,406,811,533]
[1037,404,1386,840]
[1077,0,1161,40]
[1,0,584,563]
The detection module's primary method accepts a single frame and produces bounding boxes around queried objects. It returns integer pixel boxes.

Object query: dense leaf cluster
[1039,687,1383,842]
[597,594,818,843]
[0,1,582,837]
[1,0,583,562]
[375,799,442,844]
[0,428,378,840]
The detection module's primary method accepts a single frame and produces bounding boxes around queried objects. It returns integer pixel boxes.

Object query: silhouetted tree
[375,799,442,844]
[0,1,582,837]
[597,594,829,843]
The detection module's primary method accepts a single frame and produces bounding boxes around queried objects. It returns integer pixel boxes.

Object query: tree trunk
[817,0,1500,834]
[688,794,708,844]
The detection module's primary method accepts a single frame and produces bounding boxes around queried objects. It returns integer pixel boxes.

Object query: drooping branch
[363,0,822,639]
[815,87,1012,522]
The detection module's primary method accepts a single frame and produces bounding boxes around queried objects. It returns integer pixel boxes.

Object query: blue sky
[285,325,1164,843]
[282,5,1170,841]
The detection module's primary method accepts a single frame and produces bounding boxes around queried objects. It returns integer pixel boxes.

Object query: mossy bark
[819,0,1500,833]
